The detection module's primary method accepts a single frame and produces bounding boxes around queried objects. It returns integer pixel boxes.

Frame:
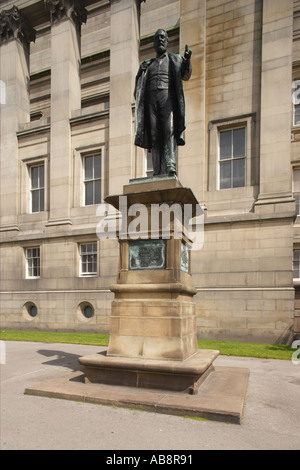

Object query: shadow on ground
[37,349,84,372]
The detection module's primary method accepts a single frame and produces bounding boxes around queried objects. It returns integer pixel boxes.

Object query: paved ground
[1,341,300,450]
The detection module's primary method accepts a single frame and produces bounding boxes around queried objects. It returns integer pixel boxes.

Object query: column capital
[45,0,87,26]
[0,6,36,48]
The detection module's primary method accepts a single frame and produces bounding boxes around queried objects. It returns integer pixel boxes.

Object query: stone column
[255,0,294,214]
[45,0,87,226]
[108,0,141,194]
[179,0,206,204]
[0,6,36,231]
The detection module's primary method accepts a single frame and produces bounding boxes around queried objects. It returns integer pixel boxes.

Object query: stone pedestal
[79,349,219,395]
[79,176,218,394]
[106,176,199,361]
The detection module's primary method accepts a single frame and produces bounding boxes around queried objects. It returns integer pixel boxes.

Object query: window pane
[27,258,33,277]
[84,156,94,180]
[40,189,44,212]
[94,154,101,179]
[33,257,40,277]
[220,131,232,160]
[31,165,44,212]
[26,248,40,278]
[85,181,93,205]
[80,243,97,275]
[83,305,94,318]
[295,104,300,126]
[83,154,102,206]
[39,165,44,188]
[31,190,39,212]
[233,128,246,158]
[293,169,300,193]
[293,251,300,278]
[220,161,231,189]
[87,254,96,272]
[94,180,101,204]
[296,195,300,216]
[31,166,39,189]
[82,261,87,273]
[233,158,246,188]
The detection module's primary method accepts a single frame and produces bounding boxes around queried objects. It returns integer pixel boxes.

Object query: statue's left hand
[184,44,192,61]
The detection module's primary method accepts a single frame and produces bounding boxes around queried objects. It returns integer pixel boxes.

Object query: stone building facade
[1,0,300,344]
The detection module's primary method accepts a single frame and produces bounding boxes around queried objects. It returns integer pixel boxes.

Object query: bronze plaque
[129,240,166,270]
[181,242,189,273]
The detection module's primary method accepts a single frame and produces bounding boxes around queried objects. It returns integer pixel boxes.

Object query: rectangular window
[219,127,246,189]
[80,243,98,276]
[293,169,300,216]
[293,80,300,126]
[293,251,300,279]
[295,195,300,216]
[30,164,44,213]
[295,104,300,126]
[83,153,101,206]
[26,247,40,278]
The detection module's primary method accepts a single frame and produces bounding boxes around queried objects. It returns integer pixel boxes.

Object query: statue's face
[154,29,168,55]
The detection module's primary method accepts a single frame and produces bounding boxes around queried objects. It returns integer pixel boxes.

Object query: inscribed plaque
[129,240,166,270]
[181,242,189,273]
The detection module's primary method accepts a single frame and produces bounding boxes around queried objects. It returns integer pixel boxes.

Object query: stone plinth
[79,349,219,395]
[104,176,199,362]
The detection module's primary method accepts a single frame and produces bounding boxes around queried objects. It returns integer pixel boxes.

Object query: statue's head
[154,29,168,55]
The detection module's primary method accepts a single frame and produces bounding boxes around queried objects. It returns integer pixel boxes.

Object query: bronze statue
[134,29,192,177]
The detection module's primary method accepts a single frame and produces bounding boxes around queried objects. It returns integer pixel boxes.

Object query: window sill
[19,212,49,224]
[79,275,98,278]
[205,186,257,216]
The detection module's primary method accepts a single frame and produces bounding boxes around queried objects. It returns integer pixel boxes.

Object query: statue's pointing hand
[184,44,192,61]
